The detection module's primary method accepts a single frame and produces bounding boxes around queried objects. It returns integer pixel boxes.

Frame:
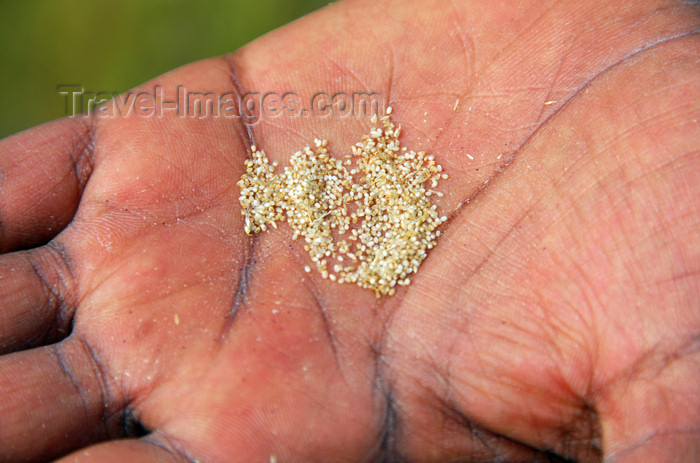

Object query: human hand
[1,1,698,462]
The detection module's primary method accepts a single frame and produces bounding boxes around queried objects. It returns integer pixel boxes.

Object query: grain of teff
[237,108,448,296]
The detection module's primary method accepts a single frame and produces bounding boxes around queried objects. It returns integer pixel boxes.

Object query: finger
[56,437,187,463]
[0,337,124,462]
[0,116,94,253]
[0,241,76,354]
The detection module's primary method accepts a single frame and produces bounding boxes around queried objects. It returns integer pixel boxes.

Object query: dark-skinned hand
[1,1,698,462]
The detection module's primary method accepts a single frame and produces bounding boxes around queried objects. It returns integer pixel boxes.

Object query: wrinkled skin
[1,1,698,462]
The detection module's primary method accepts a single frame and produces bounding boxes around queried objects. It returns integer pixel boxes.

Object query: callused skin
[0,1,698,462]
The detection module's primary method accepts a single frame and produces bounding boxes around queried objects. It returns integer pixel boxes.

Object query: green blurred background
[0,0,329,139]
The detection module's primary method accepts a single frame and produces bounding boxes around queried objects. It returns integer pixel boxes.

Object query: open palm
[1,1,699,462]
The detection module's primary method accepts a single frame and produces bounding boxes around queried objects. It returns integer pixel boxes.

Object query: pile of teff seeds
[237,108,448,296]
